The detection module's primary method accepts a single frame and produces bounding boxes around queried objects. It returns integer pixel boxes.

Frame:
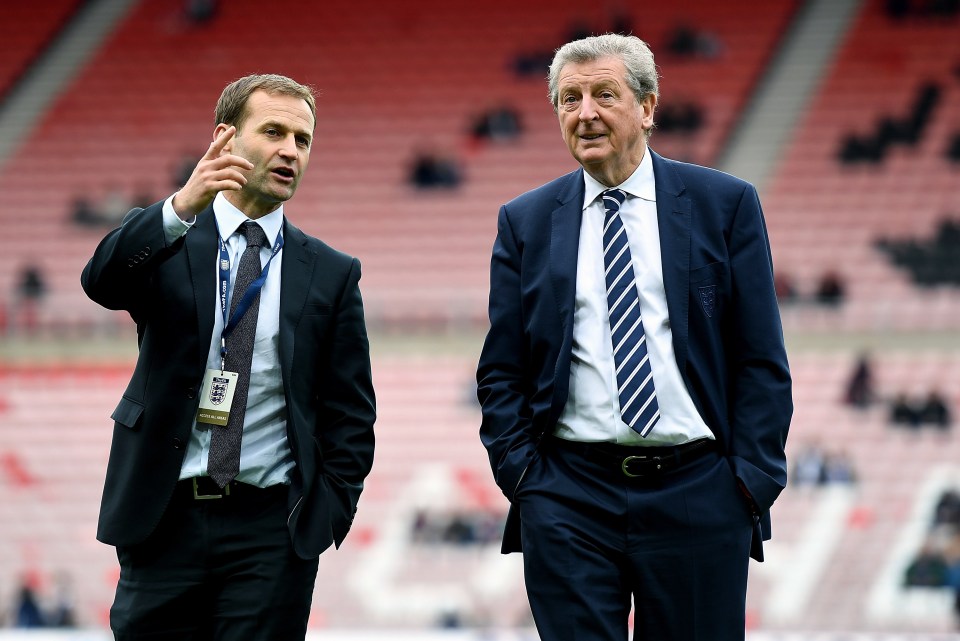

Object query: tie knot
[602,189,627,214]
[240,221,268,249]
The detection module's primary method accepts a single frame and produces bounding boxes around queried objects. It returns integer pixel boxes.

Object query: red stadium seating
[0,0,798,332]
[765,0,960,331]
[0,1,82,98]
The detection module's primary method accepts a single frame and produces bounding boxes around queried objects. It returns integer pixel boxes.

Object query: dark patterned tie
[602,189,660,437]
[207,221,267,487]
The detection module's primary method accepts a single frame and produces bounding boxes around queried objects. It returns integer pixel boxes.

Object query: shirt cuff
[162,193,196,246]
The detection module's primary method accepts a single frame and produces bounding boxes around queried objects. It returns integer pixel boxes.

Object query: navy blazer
[477,150,791,561]
[82,201,376,559]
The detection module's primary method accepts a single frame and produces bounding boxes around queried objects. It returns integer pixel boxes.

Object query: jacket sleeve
[80,201,183,316]
[476,205,539,500]
[315,257,376,545]
[725,184,792,515]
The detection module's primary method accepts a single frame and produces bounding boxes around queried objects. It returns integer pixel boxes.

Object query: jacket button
[172,437,183,450]
[186,388,196,399]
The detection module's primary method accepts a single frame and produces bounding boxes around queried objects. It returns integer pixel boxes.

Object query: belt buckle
[621,455,663,478]
[192,477,230,500]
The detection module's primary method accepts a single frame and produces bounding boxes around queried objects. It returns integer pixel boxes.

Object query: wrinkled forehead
[557,57,627,88]
[244,90,315,132]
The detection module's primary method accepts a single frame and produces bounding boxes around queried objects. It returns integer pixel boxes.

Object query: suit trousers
[515,438,753,641]
[110,480,319,641]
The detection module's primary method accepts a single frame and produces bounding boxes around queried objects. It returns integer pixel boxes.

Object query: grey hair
[548,33,659,111]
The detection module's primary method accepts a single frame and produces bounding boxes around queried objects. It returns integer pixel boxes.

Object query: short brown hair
[214,74,317,130]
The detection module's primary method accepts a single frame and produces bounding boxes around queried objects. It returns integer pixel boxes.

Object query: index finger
[205,125,236,159]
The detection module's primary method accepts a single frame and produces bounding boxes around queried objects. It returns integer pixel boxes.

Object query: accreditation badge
[196,369,239,426]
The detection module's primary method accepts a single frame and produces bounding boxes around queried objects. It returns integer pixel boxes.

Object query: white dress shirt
[162,192,294,486]
[554,150,714,446]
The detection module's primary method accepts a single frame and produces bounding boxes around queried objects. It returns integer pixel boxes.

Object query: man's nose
[278,135,298,158]
[578,96,598,122]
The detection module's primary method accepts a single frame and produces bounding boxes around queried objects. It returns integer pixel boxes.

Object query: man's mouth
[271,167,296,181]
[580,133,606,141]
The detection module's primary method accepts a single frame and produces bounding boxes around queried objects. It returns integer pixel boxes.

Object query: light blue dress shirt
[162,192,294,487]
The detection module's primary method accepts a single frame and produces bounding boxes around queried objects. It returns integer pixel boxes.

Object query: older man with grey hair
[477,34,791,641]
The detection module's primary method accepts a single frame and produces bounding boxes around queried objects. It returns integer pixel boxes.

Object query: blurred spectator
[411,510,502,545]
[443,515,477,545]
[172,152,200,189]
[16,264,46,302]
[792,442,859,488]
[665,24,724,59]
[11,263,47,335]
[437,609,464,629]
[919,390,952,430]
[877,217,960,286]
[11,581,45,628]
[838,82,941,164]
[792,443,826,487]
[185,0,218,24]
[410,149,461,189]
[822,451,857,484]
[905,540,950,587]
[948,131,960,162]
[471,105,523,143]
[70,196,106,228]
[844,353,874,409]
[512,49,554,77]
[610,11,633,36]
[886,0,960,18]
[565,19,592,43]
[815,270,846,306]
[655,102,705,135]
[47,572,76,628]
[886,0,911,18]
[774,271,798,304]
[890,392,922,428]
[935,490,960,527]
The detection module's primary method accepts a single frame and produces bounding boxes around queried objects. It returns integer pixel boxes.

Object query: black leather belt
[177,477,287,501]
[552,437,718,477]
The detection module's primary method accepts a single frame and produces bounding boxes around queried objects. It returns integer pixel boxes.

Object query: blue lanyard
[216,220,284,368]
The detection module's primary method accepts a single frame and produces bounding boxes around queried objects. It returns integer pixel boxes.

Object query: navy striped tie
[602,189,660,437]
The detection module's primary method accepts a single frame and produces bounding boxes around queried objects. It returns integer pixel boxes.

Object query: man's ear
[641,94,657,131]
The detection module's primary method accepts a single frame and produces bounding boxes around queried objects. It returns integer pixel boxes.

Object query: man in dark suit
[477,35,791,641]
[82,74,375,640]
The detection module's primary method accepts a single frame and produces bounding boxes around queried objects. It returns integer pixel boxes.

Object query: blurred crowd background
[1,0,959,636]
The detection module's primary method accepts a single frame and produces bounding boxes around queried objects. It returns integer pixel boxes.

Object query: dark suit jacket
[81,201,376,559]
[476,150,791,561]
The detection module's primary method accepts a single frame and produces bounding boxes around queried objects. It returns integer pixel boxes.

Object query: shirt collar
[581,148,656,211]
[213,192,284,246]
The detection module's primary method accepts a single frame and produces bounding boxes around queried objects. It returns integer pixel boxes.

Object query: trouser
[516,438,753,641]
[110,478,319,641]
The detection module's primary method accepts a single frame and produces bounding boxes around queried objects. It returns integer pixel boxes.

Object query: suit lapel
[547,170,586,423]
[185,207,218,370]
[278,219,316,384]
[651,150,692,372]
[550,169,587,331]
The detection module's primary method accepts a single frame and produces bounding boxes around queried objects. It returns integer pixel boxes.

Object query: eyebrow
[260,120,313,141]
